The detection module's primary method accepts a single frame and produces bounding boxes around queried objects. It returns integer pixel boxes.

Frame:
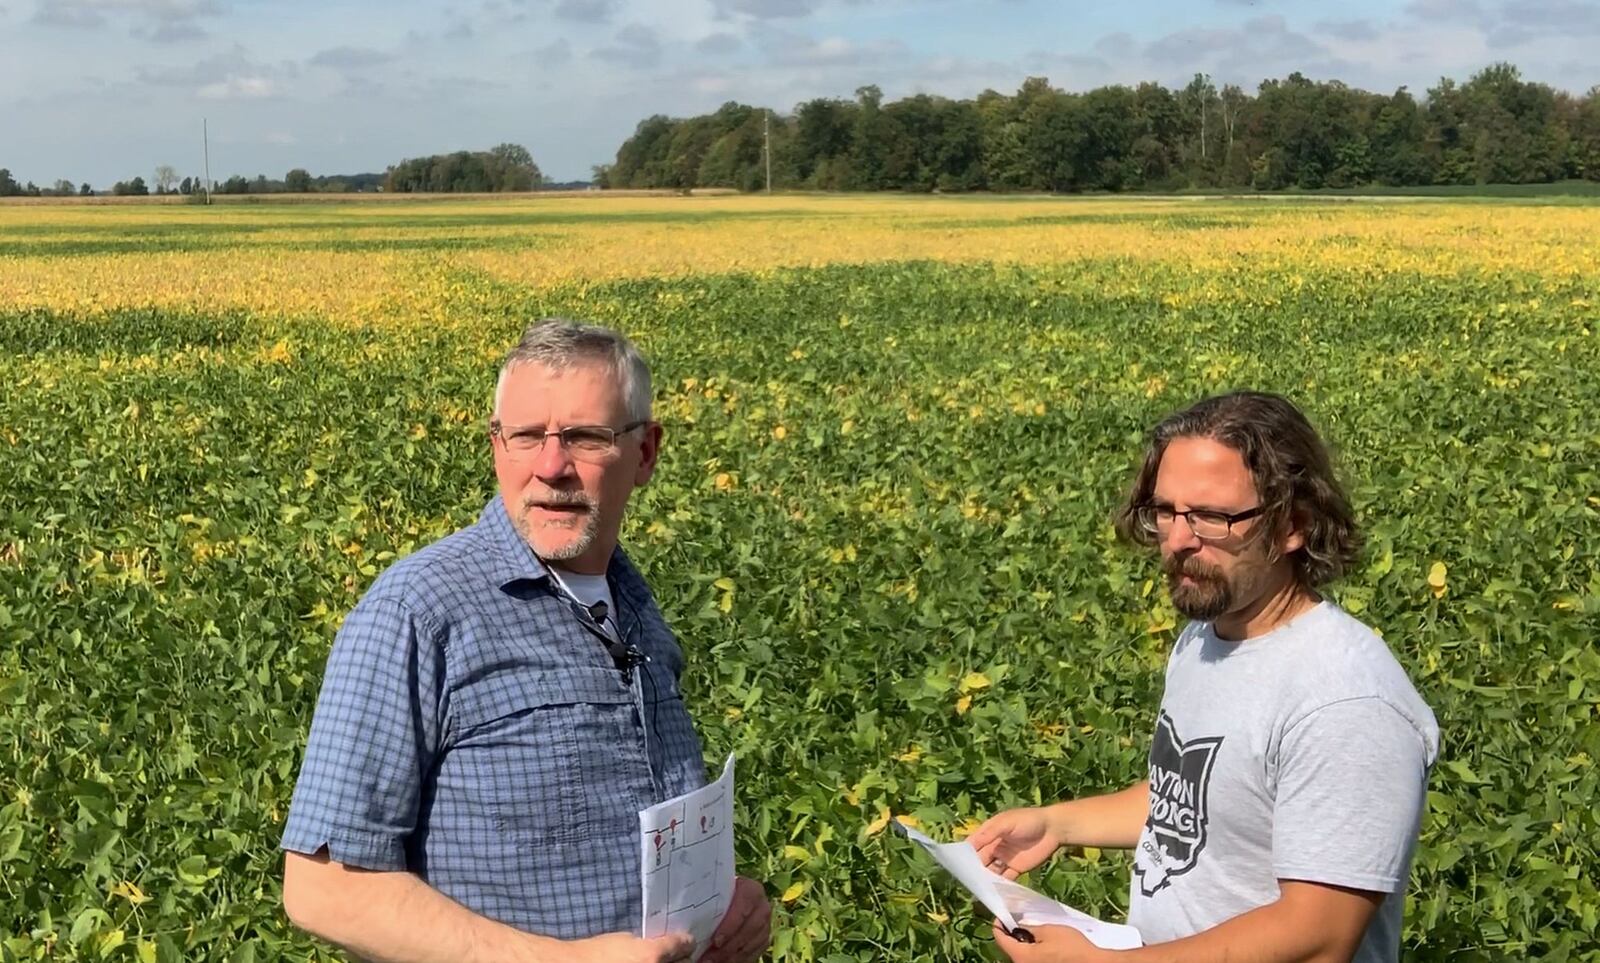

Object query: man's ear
[1281,508,1308,556]
[633,421,663,487]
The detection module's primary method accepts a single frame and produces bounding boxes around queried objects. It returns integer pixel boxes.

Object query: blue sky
[1,0,1596,186]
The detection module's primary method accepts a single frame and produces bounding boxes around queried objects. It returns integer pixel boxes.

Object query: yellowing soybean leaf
[110,880,149,905]
[1427,561,1448,589]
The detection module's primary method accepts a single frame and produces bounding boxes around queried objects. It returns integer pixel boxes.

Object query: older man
[281,320,771,963]
[972,391,1438,963]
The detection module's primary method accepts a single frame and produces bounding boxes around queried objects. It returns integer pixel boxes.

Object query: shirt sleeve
[280,596,447,870]
[1271,697,1433,894]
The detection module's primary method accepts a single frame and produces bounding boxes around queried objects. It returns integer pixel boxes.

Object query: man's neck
[1213,576,1320,642]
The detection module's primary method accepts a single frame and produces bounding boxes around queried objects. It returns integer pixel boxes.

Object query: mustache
[1163,554,1223,580]
[522,490,595,510]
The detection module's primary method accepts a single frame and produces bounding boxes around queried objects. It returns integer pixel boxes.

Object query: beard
[513,489,600,562]
[1163,553,1236,621]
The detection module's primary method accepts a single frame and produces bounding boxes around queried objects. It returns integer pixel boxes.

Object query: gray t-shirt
[1127,601,1439,962]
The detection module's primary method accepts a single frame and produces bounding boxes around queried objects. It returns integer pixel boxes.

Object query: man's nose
[531,432,576,480]
[1162,514,1202,554]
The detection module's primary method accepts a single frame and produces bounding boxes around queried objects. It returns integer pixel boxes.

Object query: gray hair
[494,319,653,421]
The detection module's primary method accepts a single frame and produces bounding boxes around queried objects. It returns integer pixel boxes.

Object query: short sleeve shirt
[1127,602,1440,963]
[281,495,708,938]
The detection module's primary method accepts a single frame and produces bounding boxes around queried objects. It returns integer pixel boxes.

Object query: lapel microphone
[568,598,646,682]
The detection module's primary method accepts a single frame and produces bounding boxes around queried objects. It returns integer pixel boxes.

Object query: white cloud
[197,75,274,99]
[533,37,574,65]
[694,31,742,55]
[309,45,396,69]
[555,0,616,22]
[592,21,662,66]
[713,0,823,19]
[142,18,206,40]
[33,0,222,34]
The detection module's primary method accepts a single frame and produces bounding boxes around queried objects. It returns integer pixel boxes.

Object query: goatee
[1163,554,1233,621]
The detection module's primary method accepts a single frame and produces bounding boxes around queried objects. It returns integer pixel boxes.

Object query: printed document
[640,754,737,960]
[894,819,1143,949]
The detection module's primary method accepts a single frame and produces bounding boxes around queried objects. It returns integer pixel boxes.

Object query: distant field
[1,196,1596,961]
[1178,178,1600,199]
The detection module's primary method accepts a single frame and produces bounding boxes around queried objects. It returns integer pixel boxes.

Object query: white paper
[894,819,1143,950]
[640,754,736,961]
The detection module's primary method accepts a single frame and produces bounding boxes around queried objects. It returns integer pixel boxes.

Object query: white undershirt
[548,567,619,641]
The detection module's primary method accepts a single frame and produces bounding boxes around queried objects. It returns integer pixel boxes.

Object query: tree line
[0,143,544,198]
[382,144,545,193]
[0,166,386,198]
[596,63,1600,193]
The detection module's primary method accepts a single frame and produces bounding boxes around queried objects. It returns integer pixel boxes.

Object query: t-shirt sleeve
[280,596,447,870]
[1271,697,1432,894]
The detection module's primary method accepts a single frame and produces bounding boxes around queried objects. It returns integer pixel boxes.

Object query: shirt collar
[482,494,552,589]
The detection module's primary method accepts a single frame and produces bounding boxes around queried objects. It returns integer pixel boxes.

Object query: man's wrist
[1043,801,1078,849]
[517,932,580,963]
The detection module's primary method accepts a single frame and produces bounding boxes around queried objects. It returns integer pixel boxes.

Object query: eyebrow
[1146,497,1244,513]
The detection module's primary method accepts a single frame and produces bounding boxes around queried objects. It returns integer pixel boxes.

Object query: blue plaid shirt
[282,495,708,938]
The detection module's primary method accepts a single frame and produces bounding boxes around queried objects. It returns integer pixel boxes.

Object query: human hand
[992,920,1108,962]
[567,931,695,963]
[701,876,772,963]
[966,806,1065,880]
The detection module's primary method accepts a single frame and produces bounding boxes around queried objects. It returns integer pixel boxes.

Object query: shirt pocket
[451,666,654,843]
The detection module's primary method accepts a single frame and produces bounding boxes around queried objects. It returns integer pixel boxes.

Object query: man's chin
[529,535,591,561]
[512,514,596,560]
[1168,583,1231,621]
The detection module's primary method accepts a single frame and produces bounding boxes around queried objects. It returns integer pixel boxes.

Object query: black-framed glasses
[490,419,648,463]
[1136,503,1265,541]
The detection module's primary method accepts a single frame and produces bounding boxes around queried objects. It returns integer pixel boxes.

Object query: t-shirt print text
[1135,710,1224,897]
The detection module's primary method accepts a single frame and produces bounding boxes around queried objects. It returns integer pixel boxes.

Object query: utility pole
[202,118,212,205]
[764,110,772,194]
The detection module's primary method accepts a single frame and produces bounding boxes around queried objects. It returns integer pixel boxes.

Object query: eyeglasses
[490,419,647,463]
[1135,503,1265,541]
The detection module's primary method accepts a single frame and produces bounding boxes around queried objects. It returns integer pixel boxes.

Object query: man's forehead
[1153,436,1257,502]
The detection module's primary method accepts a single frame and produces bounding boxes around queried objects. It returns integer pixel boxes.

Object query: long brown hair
[1114,391,1362,589]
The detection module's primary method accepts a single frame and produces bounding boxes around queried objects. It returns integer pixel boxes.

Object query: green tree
[487,144,542,191]
[1372,88,1432,185]
[1572,86,1600,180]
[792,97,855,187]
[977,88,1030,191]
[608,116,677,188]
